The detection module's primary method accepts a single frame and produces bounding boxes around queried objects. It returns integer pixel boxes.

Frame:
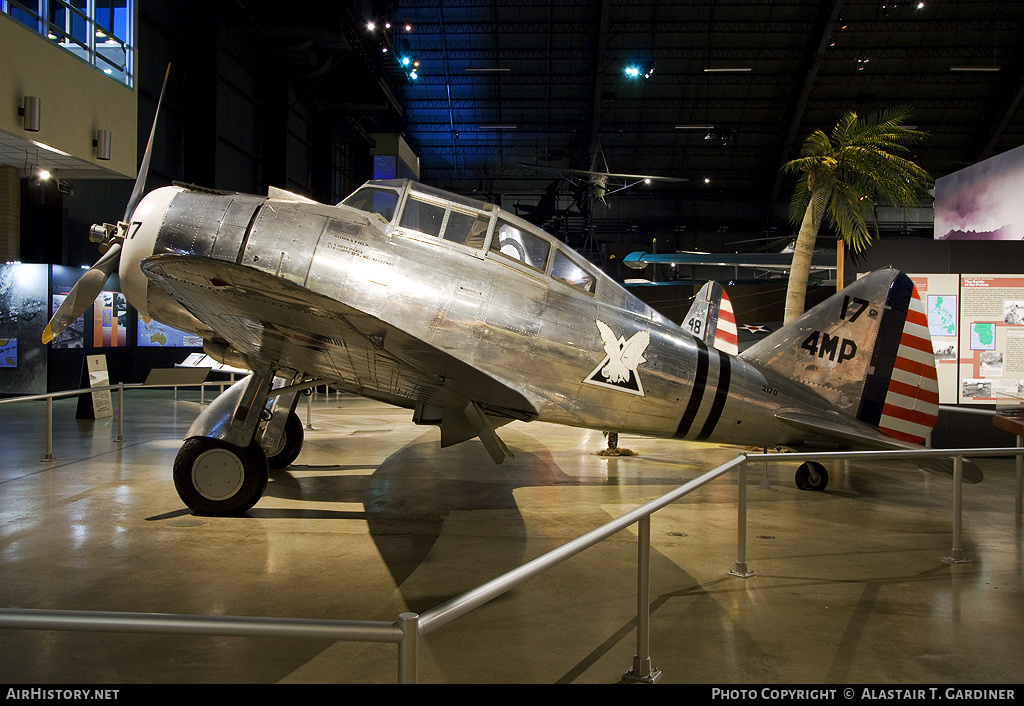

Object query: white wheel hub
[191,448,246,501]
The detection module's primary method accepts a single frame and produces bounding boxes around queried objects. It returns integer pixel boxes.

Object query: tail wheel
[795,461,829,491]
[265,411,304,470]
[173,437,269,515]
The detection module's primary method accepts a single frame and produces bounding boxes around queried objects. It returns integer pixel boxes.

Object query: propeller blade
[124,63,170,222]
[42,63,170,344]
[42,243,122,344]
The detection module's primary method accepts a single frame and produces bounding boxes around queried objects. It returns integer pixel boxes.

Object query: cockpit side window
[490,220,550,271]
[399,197,447,237]
[443,210,491,249]
[341,187,400,222]
[551,250,596,293]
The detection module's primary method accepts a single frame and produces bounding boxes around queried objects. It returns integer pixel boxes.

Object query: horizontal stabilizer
[774,410,982,483]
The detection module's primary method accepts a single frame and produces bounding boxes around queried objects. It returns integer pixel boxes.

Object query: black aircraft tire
[266,412,304,470]
[173,437,269,515]
[795,461,829,491]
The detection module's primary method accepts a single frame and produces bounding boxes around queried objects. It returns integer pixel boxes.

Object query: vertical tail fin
[683,281,738,355]
[740,269,938,444]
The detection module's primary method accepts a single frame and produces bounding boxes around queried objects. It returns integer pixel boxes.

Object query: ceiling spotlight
[625,65,640,78]
[366,21,375,31]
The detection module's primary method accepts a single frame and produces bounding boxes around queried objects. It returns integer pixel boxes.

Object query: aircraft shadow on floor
[252,427,705,602]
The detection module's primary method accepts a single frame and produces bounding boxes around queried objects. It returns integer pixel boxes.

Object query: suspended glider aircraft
[43,75,978,515]
[518,142,686,221]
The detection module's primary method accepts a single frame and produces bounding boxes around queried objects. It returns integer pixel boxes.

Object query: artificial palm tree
[780,106,932,324]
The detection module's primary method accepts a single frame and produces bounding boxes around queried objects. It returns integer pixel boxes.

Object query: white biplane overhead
[43,73,979,515]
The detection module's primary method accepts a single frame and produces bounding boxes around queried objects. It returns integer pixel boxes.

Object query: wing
[139,254,538,421]
[518,163,686,183]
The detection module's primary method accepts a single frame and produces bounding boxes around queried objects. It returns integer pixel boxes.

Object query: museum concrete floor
[1,389,1022,685]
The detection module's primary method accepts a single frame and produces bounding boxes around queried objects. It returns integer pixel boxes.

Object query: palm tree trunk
[835,238,845,293]
[783,198,821,325]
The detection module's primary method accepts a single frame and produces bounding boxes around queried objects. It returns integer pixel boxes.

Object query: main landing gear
[795,461,829,491]
[172,370,310,515]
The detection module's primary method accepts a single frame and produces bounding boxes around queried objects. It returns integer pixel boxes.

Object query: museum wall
[2,3,377,396]
[0,15,137,180]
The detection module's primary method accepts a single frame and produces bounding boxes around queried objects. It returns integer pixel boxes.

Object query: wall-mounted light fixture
[19,96,41,132]
[94,130,112,160]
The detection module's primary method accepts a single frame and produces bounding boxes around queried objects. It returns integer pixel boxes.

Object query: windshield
[341,186,401,222]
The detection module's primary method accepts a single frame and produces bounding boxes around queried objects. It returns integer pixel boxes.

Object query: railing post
[397,612,420,684]
[115,383,126,443]
[622,515,660,683]
[943,454,970,564]
[1016,436,1023,516]
[729,454,755,578]
[41,396,55,462]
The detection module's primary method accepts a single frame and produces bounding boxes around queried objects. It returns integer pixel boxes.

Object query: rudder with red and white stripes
[740,269,940,446]
[683,281,738,355]
[839,273,940,444]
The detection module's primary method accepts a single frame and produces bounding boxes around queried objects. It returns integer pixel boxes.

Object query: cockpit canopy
[341,179,597,295]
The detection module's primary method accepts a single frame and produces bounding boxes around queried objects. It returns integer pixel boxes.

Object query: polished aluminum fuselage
[121,180,845,450]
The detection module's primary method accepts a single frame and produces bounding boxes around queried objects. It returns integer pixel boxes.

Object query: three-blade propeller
[42,64,170,344]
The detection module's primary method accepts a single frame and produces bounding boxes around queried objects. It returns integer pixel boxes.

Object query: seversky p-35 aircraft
[42,77,979,515]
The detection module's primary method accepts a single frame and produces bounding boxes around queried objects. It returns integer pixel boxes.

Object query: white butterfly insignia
[585,320,651,396]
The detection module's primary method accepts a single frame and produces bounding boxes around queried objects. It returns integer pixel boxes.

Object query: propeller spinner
[42,64,171,344]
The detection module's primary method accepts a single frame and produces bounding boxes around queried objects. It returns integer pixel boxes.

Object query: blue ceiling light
[625,63,655,79]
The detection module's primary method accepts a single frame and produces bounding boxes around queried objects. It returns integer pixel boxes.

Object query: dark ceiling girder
[982,77,1024,160]
[588,0,611,159]
[771,0,846,202]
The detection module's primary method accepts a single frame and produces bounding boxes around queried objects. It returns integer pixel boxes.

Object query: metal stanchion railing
[115,382,126,444]
[945,455,967,563]
[398,612,420,684]
[41,396,55,462]
[1018,436,1023,516]
[4,393,1024,682]
[730,454,755,578]
[623,515,660,683]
